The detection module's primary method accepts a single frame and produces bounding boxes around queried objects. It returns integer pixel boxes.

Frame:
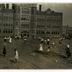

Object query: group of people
[3,36,19,63]
[2,36,72,64]
[59,37,71,58]
[39,37,71,58]
[39,38,51,52]
[4,36,12,43]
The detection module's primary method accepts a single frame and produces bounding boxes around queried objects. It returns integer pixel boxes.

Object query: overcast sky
[37,3,72,27]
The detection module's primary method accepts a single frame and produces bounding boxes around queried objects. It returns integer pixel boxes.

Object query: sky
[37,3,72,27]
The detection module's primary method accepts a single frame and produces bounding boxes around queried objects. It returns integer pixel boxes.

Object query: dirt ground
[0,38,72,69]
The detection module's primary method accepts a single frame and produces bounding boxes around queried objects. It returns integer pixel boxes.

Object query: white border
[0,0,72,3]
[0,0,72,72]
[0,70,72,72]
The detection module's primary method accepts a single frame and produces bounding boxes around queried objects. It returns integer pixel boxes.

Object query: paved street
[0,38,72,69]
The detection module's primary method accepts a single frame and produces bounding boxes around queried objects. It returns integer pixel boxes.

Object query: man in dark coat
[65,44,71,58]
[40,38,44,44]
[3,46,6,57]
[47,38,50,45]
[4,37,6,42]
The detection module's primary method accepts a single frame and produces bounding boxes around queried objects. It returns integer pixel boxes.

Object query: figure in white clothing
[14,49,19,63]
[47,38,50,45]
[67,44,70,48]
[52,42,55,46]
[47,49,50,52]
[9,37,12,43]
[39,44,43,51]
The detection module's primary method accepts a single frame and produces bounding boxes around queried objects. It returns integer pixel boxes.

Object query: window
[46,31,50,34]
[22,8,30,14]
[8,30,10,33]
[37,17,45,22]
[52,32,53,34]
[57,32,59,34]
[11,30,13,33]
[6,4,9,9]
[3,30,5,33]
[6,30,7,33]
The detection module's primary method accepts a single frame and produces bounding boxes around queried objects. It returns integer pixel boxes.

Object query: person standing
[9,37,12,43]
[47,38,50,45]
[3,46,6,57]
[4,36,7,42]
[40,38,44,44]
[14,49,19,63]
[65,44,71,58]
[39,44,43,51]
[52,42,55,47]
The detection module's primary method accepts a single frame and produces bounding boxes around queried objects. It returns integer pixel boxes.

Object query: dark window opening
[6,4,9,9]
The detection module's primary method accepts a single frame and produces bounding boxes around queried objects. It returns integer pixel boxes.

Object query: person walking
[14,49,19,63]
[65,44,71,58]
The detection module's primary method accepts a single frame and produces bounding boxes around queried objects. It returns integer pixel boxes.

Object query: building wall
[47,12,62,37]
[14,4,63,38]
[13,4,20,36]
[0,4,14,37]
[35,9,63,38]
[62,25,72,38]
[0,4,63,38]
[2,9,14,37]
[35,13,46,38]
[67,27,72,35]
[18,4,37,38]
[0,9,2,37]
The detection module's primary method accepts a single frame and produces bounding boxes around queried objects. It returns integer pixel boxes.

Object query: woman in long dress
[9,37,12,43]
[39,44,43,51]
[14,49,19,63]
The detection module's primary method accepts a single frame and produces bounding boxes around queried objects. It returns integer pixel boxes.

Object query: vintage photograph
[0,3,72,69]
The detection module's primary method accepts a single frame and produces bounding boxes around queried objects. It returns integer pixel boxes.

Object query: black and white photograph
[0,2,72,69]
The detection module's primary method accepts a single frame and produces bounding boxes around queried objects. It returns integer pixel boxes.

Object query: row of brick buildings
[0,4,63,38]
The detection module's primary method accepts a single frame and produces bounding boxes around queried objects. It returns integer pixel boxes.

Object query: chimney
[39,5,42,11]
